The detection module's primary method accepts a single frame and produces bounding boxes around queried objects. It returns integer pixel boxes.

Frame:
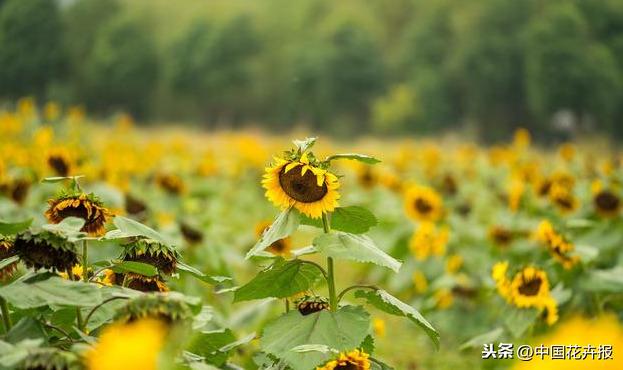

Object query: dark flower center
[518,277,542,296]
[269,239,287,252]
[335,364,357,370]
[414,198,433,214]
[595,191,620,211]
[48,156,70,177]
[279,165,328,203]
[554,195,574,210]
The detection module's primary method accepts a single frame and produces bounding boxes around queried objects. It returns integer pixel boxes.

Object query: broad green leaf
[187,329,236,366]
[291,344,337,354]
[460,327,504,350]
[234,259,323,302]
[261,305,370,370]
[314,232,401,272]
[0,274,102,309]
[300,206,378,234]
[106,216,170,245]
[581,267,623,292]
[0,339,43,368]
[503,307,538,338]
[0,219,32,235]
[325,153,381,164]
[110,260,158,277]
[246,208,299,259]
[293,137,316,152]
[0,256,19,270]
[371,358,395,370]
[177,261,231,285]
[354,289,438,349]
[5,317,47,344]
[43,217,86,238]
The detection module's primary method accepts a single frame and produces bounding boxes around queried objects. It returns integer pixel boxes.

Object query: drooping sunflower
[120,238,180,275]
[85,318,166,370]
[124,193,148,219]
[0,236,18,281]
[45,192,111,236]
[492,262,558,325]
[156,173,185,195]
[316,349,371,370]
[262,151,340,219]
[14,230,78,273]
[46,148,73,177]
[115,293,193,325]
[19,347,82,370]
[404,185,443,222]
[255,221,292,257]
[179,221,204,245]
[126,273,169,293]
[534,220,579,269]
[591,181,621,218]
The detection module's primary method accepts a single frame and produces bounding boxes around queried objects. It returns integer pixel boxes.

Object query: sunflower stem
[81,239,88,282]
[284,298,290,313]
[0,297,12,333]
[322,213,338,312]
[75,307,83,331]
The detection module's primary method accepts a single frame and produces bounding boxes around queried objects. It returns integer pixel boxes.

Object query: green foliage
[246,208,299,259]
[300,206,378,234]
[0,219,32,235]
[313,232,401,272]
[0,0,66,98]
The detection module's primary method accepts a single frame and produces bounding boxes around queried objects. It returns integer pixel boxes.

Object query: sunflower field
[1,98,623,370]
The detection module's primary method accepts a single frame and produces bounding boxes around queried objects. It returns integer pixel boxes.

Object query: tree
[0,0,66,98]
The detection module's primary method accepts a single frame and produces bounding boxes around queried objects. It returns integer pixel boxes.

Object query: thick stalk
[82,240,88,282]
[322,213,337,312]
[0,297,11,333]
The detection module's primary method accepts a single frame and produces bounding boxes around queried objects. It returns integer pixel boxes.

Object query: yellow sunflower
[404,185,443,222]
[534,220,579,269]
[591,180,621,218]
[409,222,449,261]
[549,183,578,213]
[46,147,73,177]
[255,221,292,257]
[45,192,111,236]
[262,152,340,219]
[0,236,17,281]
[316,349,371,370]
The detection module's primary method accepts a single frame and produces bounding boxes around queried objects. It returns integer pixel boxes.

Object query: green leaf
[354,289,438,349]
[43,217,86,239]
[0,256,19,270]
[234,259,323,302]
[300,206,378,234]
[41,175,84,184]
[581,267,623,292]
[0,274,103,309]
[290,344,338,354]
[325,153,381,164]
[187,329,236,366]
[261,305,370,370]
[460,327,504,350]
[293,137,316,153]
[5,317,47,344]
[106,216,170,245]
[0,219,32,235]
[360,335,375,355]
[371,358,395,370]
[0,339,43,368]
[313,232,401,272]
[246,208,299,259]
[110,260,158,277]
[177,261,231,285]
[503,307,538,338]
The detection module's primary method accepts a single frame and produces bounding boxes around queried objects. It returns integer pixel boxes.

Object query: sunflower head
[262,148,340,219]
[3,177,31,204]
[488,226,514,247]
[14,230,78,273]
[126,273,169,293]
[510,266,551,307]
[534,220,579,269]
[124,193,148,218]
[255,221,292,257]
[549,183,578,213]
[120,238,180,275]
[46,148,73,177]
[404,185,443,222]
[592,181,621,218]
[179,221,204,245]
[156,173,185,195]
[20,347,82,370]
[0,236,18,281]
[409,222,449,261]
[115,293,193,325]
[45,192,111,236]
[316,349,371,370]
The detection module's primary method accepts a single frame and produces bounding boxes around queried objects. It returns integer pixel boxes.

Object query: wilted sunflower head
[14,230,78,273]
[262,150,340,219]
[2,177,31,204]
[126,273,169,293]
[45,192,111,236]
[255,221,292,257]
[120,238,180,275]
[179,221,204,245]
[124,193,148,218]
[156,173,185,195]
[316,349,371,370]
[115,293,193,325]
[46,148,73,177]
[0,236,18,281]
[404,185,443,222]
[591,181,621,218]
[20,347,82,370]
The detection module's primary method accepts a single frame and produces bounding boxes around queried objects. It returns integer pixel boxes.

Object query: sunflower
[404,185,443,222]
[126,273,169,293]
[262,151,340,219]
[124,193,148,219]
[156,173,185,195]
[20,347,81,370]
[255,221,292,257]
[534,220,579,269]
[2,177,31,204]
[445,254,463,274]
[488,226,514,247]
[85,318,166,370]
[46,148,73,177]
[45,192,111,236]
[58,264,87,281]
[412,271,428,294]
[492,262,558,325]
[316,349,371,370]
[120,238,180,275]
[115,293,193,325]
[0,236,18,281]
[549,183,578,213]
[14,230,78,273]
[591,181,621,218]
[179,221,204,245]
[409,222,449,261]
